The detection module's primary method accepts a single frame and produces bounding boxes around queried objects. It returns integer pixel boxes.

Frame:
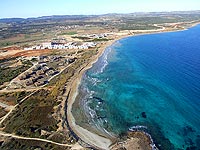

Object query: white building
[24,41,96,50]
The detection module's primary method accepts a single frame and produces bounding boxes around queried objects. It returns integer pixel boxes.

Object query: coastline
[66,37,127,149]
[65,22,200,150]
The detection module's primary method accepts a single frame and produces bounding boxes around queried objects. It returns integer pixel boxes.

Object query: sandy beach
[66,38,124,149]
[65,21,200,150]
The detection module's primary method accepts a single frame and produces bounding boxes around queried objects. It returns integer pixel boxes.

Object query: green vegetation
[89,38,111,42]
[0,66,30,85]
[0,41,13,47]
[0,58,32,85]
[49,68,75,98]
[0,86,77,145]
[0,138,71,150]
[58,31,77,35]
[0,108,7,118]
[21,60,32,66]
[112,15,200,30]
[72,36,91,40]
[119,24,159,30]
[0,12,200,48]
[2,90,58,136]
[31,57,38,62]
[0,91,30,105]
[0,49,97,136]
[0,33,49,48]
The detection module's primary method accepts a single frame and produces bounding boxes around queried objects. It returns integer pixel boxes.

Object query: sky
[0,0,200,18]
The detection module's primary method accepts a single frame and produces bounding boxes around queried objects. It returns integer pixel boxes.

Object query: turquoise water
[77,25,200,149]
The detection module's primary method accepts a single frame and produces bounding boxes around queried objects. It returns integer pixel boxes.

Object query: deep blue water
[76,25,200,149]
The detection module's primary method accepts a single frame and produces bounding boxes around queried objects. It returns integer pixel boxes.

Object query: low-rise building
[24,40,96,50]
[30,76,38,82]
[35,81,45,86]
[33,64,41,71]
[19,74,28,80]
[42,66,49,72]
[25,79,33,86]
[42,42,51,49]
[36,70,45,76]
[68,58,75,64]
[46,70,55,76]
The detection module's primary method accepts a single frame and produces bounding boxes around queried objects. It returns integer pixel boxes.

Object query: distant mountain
[0,18,25,23]
[0,15,98,23]
[37,15,97,19]
[0,10,200,23]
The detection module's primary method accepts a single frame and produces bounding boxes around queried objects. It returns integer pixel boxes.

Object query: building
[36,70,45,76]
[30,76,38,82]
[42,66,49,72]
[32,64,41,71]
[42,42,52,49]
[25,79,33,86]
[35,81,45,86]
[68,58,75,64]
[19,74,28,80]
[46,70,55,76]
[24,40,97,50]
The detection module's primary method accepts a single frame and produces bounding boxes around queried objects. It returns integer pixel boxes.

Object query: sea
[72,25,200,150]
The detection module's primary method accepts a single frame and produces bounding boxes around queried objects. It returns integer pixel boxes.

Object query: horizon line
[1,10,200,19]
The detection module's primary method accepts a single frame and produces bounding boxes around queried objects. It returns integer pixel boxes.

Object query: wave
[79,85,115,137]
[92,46,112,75]
[86,75,102,86]
[100,41,121,70]
[129,125,148,131]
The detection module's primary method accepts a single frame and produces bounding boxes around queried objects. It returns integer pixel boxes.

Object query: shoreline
[66,37,127,149]
[65,22,200,149]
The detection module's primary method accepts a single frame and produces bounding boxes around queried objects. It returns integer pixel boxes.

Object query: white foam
[129,125,147,131]
[93,47,112,75]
